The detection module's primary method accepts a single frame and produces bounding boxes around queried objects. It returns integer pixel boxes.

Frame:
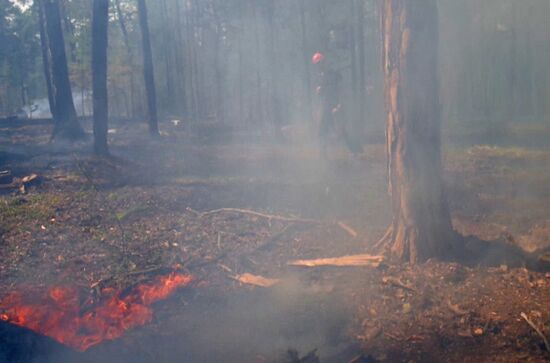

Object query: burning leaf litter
[0,272,193,351]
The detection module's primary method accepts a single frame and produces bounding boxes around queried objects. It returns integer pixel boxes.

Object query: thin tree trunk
[92,0,109,156]
[160,0,174,113]
[237,0,244,124]
[350,1,359,129]
[356,0,366,133]
[213,0,224,123]
[378,0,457,263]
[173,0,187,118]
[114,0,135,119]
[266,0,282,138]
[252,1,263,127]
[37,0,56,120]
[43,0,85,140]
[184,1,199,120]
[114,0,129,49]
[59,0,77,62]
[299,0,312,125]
[137,0,159,136]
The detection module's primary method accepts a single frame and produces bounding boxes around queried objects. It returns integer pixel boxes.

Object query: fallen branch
[231,273,281,287]
[200,208,320,224]
[0,173,39,193]
[521,312,550,351]
[217,264,233,273]
[446,300,468,316]
[382,276,417,293]
[288,254,384,268]
[337,221,358,238]
[383,332,402,341]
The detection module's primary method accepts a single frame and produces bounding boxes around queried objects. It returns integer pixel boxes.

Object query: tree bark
[379,0,456,263]
[43,0,85,140]
[137,0,159,136]
[92,0,109,156]
[37,0,56,120]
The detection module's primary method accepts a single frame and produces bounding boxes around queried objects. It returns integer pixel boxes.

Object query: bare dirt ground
[0,119,549,362]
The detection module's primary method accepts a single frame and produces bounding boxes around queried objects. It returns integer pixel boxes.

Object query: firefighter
[312,52,363,158]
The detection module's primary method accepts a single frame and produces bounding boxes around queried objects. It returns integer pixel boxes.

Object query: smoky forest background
[2,0,550,134]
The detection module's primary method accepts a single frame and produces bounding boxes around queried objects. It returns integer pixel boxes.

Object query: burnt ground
[0,119,549,363]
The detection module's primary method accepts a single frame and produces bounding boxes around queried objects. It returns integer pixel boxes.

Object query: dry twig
[231,273,281,287]
[382,276,417,293]
[337,221,358,238]
[200,208,320,224]
[520,312,550,351]
[446,300,468,316]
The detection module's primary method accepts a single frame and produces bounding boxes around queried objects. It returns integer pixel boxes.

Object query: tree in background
[92,0,109,156]
[0,0,41,116]
[376,0,457,263]
[43,0,85,140]
[37,0,55,120]
[137,0,159,136]
[2,0,549,135]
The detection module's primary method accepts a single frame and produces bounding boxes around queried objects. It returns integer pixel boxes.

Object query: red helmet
[312,52,325,64]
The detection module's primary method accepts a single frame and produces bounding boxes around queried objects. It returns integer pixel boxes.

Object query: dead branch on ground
[289,254,384,268]
[382,276,417,293]
[199,207,320,224]
[521,312,550,351]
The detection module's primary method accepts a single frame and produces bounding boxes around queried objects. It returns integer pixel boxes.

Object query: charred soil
[0,120,549,362]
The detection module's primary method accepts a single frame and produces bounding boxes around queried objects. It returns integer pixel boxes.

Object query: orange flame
[0,272,193,351]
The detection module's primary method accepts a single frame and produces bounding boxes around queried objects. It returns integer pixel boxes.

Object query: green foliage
[0,0,41,115]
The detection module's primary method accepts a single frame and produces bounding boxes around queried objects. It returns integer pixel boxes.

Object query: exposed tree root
[372,224,550,271]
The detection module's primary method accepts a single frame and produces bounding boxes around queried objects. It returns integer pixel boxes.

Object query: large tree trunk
[379,0,456,263]
[92,0,109,156]
[137,0,159,136]
[43,0,85,140]
[37,0,56,120]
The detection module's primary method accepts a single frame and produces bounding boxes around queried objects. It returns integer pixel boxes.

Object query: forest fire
[0,272,193,352]
[2,0,550,361]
